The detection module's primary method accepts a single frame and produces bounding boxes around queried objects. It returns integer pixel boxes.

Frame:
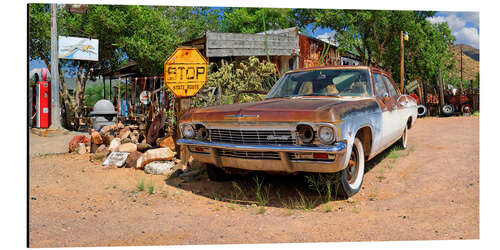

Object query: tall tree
[222,7,295,34]
[294,9,454,84]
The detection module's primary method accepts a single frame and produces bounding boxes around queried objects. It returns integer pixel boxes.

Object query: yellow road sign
[164,48,208,98]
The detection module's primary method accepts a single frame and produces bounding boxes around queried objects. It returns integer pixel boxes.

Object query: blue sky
[30,10,480,73]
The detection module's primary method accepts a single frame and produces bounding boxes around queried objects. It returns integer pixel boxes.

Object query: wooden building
[182,27,360,75]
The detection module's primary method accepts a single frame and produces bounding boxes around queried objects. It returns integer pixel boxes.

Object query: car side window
[373,73,389,98]
[383,75,398,97]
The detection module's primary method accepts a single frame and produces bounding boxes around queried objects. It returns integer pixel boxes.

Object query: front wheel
[338,137,365,197]
[398,123,408,149]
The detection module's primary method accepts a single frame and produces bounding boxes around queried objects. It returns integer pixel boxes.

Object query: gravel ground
[28,116,479,247]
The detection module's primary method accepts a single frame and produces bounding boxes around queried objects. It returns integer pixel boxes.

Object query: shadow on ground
[164,143,410,209]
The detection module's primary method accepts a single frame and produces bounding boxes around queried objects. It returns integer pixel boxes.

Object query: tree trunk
[58,64,72,129]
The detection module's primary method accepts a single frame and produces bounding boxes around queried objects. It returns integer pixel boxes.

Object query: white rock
[78,143,87,154]
[144,161,174,175]
[108,138,121,152]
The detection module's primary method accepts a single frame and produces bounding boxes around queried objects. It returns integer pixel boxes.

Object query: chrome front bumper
[176,139,349,173]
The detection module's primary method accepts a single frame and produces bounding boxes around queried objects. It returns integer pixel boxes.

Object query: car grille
[209,129,295,145]
[217,149,281,160]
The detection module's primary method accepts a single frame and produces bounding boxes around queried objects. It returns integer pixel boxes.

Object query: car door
[382,75,407,137]
[373,73,399,149]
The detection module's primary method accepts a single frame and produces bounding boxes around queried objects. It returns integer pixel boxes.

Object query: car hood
[182,97,377,123]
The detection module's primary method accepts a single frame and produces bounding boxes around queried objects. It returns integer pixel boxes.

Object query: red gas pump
[35,68,51,128]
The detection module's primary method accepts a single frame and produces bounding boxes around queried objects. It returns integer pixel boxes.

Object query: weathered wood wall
[205,32,299,57]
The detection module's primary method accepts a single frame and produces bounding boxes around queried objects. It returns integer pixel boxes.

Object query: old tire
[339,137,365,197]
[398,123,408,149]
[206,164,231,182]
[460,102,473,115]
[441,104,454,116]
[417,105,427,117]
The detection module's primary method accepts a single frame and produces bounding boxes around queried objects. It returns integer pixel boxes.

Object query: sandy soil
[28,116,479,247]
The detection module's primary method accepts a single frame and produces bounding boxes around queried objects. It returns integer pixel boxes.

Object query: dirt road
[28,116,479,247]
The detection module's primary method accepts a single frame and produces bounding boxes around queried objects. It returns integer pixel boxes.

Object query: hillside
[454,44,480,61]
[449,44,480,83]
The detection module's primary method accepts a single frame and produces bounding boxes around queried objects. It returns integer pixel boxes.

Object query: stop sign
[164,48,208,98]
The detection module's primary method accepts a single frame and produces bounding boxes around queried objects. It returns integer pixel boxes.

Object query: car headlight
[298,125,314,144]
[318,126,335,144]
[182,124,195,139]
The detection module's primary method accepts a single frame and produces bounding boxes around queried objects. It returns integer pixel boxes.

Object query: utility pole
[400,31,404,93]
[50,4,62,129]
[460,47,463,93]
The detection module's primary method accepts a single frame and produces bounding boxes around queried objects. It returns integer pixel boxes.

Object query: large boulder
[100,124,116,134]
[118,143,137,153]
[102,134,114,146]
[158,136,176,152]
[136,143,152,153]
[144,161,174,175]
[68,135,90,152]
[91,130,103,145]
[108,138,121,152]
[136,147,176,169]
[125,151,142,168]
[118,127,131,140]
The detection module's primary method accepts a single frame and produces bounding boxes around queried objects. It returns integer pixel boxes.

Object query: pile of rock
[87,122,181,175]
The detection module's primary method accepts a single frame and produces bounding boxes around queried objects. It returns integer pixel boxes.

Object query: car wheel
[339,137,365,197]
[441,104,454,116]
[460,102,473,115]
[206,164,231,182]
[398,123,408,149]
[417,104,427,117]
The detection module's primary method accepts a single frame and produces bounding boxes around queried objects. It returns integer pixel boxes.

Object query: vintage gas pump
[35,68,51,128]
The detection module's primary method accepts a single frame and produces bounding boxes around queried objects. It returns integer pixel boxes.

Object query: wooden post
[174,97,192,166]
[109,78,112,101]
[400,31,404,93]
[133,77,137,118]
[117,77,121,121]
[125,77,129,117]
[460,47,463,94]
[438,69,445,112]
[102,76,105,99]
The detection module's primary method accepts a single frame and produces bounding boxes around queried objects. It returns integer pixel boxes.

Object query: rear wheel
[339,137,365,197]
[206,164,232,182]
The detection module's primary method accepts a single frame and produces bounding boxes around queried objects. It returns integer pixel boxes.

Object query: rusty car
[177,66,417,197]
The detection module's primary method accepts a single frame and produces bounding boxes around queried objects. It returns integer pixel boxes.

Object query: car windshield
[265,69,373,99]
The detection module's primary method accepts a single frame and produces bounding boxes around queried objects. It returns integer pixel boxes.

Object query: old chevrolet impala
[177,66,417,197]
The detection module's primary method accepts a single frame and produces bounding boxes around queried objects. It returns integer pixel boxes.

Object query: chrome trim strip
[177,139,346,153]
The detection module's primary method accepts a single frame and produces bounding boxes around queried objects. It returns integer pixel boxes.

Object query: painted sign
[164,48,208,98]
[58,36,99,61]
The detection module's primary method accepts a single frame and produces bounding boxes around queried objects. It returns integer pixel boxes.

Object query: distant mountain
[454,44,479,61]
[449,45,480,83]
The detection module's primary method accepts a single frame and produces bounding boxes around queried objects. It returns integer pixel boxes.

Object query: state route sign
[164,48,208,98]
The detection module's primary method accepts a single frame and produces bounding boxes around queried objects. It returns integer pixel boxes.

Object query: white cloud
[455,26,480,49]
[461,12,479,27]
[426,13,480,49]
[316,31,338,46]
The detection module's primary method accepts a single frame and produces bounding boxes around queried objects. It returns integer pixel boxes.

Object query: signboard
[58,36,99,61]
[102,151,129,167]
[164,48,208,98]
